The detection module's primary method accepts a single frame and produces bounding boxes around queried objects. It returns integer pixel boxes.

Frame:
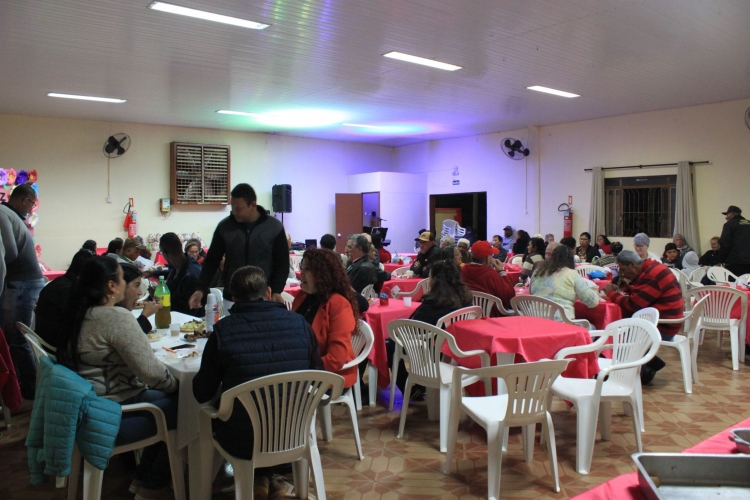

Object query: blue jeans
[0,278,45,399]
[118,390,179,490]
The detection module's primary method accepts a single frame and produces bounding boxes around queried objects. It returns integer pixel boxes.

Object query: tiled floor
[1,334,749,499]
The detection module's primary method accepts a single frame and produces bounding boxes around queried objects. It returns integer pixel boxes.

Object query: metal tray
[633,453,750,499]
[729,429,750,454]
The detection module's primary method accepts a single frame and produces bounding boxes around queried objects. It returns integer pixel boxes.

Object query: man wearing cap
[490,234,509,262]
[410,231,441,279]
[719,205,750,277]
[501,226,515,252]
[461,241,515,314]
[120,237,148,270]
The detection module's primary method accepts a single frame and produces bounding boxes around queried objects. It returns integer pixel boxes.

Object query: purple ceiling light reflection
[342,123,434,135]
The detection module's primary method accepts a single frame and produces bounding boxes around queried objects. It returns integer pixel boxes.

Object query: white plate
[147,333,165,343]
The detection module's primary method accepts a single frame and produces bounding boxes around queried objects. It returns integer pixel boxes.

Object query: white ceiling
[1,0,749,146]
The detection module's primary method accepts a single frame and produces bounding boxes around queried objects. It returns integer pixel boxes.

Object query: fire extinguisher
[558,203,573,238]
[123,202,137,237]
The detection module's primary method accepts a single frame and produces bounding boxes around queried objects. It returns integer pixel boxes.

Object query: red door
[335,193,363,253]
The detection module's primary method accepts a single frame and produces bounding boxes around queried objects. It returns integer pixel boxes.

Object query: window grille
[170,142,230,205]
[605,175,676,237]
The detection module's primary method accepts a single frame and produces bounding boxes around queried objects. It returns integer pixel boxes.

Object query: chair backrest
[605,318,661,386]
[436,306,482,330]
[471,290,513,317]
[706,266,738,284]
[342,321,375,370]
[210,288,226,317]
[23,332,51,366]
[689,267,708,283]
[687,286,746,327]
[289,255,303,272]
[687,281,704,290]
[683,295,710,341]
[510,295,572,324]
[441,219,466,238]
[510,255,523,265]
[602,263,619,271]
[139,279,150,302]
[280,291,295,311]
[17,322,56,353]
[392,278,430,299]
[736,274,750,287]
[452,359,571,426]
[213,370,344,459]
[378,262,385,271]
[575,264,607,278]
[361,284,377,299]
[632,307,660,325]
[393,267,409,276]
[387,320,454,381]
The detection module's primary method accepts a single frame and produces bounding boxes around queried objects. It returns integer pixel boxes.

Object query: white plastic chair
[289,255,303,272]
[392,278,429,299]
[552,318,661,474]
[320,322,374,460]
[280,291,295,311]
[706,266,738,285]
[689,267,708,283]
[687,281,704,290]
[387,319,490,452]
[17,322,56,354]
[736,274,750,287]
[688,286,747,370]
[68,404,186,500]
[510,255,523,265]
[360,284,377,300]
[441,219,466,239]
[471,291,515,317]
[669,268,691,312]
[510,296,591,330]
[657,295,710,392]
[392,267,409,277]
[602,263,619,272]
[138,278,150,302]
[198,370,344,500]
[575,265,607,279]
[210,288,226,318]
[444,360,571,499]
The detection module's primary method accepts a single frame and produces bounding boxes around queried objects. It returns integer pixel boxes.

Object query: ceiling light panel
[148,2,270,30]
[383,51,462,71]
[47,93,126,103]
[526,86,580,98]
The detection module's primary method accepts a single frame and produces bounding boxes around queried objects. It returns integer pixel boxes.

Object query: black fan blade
[105,136,120,154]
[117,146,126,155]
[508,150,515,158]
[504,139,512,148]
[511,140,522,151]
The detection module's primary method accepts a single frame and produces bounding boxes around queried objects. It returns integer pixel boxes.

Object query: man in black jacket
[410,231,441,278]
[159,232,204,317]
[192,266,323,460]
[345,234,377,293]
[189,184,289,313]
[719,205,750,277]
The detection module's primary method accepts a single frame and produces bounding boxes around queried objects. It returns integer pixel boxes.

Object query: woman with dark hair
[512,230,530,255]
[520,237,545,281]
[595,235,612,255]
[184,239,204,264]
[82,239,97,253]
[292,248,359,389]
[35,249,97,347]
[57,257,178,499]
[117,263,162,334]
[576,232,598,262]
[662,242,683,269]
[105,238,124,257]
[440,245,462,266]
[530,245,599,321]
[412,259,473,325]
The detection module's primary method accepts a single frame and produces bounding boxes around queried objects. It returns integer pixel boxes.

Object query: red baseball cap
[471,240,499,259]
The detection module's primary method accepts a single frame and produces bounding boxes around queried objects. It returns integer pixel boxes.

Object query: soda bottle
[154,277,171,329]
[206,293,219,332]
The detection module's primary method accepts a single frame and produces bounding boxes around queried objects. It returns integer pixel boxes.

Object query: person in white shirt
[633,233,662,263]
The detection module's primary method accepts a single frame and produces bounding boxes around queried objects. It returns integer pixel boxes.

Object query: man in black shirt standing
[719,205,750,277]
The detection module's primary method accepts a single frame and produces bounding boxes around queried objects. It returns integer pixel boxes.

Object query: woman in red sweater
[292,248,359,388]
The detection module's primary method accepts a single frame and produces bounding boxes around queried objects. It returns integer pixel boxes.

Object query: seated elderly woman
[292,248,358,390]
[440,234,455,249]
[440,245,463,266]
[633,232,662,262]
[117,263,162,334]
[57,257,178,499]
[672,234,693,257]
[530,245,600,321]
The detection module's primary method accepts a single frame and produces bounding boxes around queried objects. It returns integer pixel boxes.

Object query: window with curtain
[605,175,676,237]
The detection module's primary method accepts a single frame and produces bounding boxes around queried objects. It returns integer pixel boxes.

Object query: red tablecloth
[283,284,302,297]
[381,278,425,300]
[571,416,750,499]
[588,279,611,290]
[574,299,622,330]
[42,270,65,281]
[445,317,599,395]
[384,263,409,273]
[0,328,21,412]
[727,286,750,344]
[503,263,523,284]
[363,299,421,388]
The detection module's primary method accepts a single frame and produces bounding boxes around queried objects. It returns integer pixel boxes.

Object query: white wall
[0,114,393,269]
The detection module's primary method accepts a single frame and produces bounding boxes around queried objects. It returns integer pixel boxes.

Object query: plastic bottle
[206,293,219,332]
[154,277,171,329]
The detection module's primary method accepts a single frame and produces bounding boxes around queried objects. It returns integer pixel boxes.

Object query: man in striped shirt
[602,250,684,384]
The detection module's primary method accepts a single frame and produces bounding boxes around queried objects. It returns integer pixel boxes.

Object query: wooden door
[335,193,363,253]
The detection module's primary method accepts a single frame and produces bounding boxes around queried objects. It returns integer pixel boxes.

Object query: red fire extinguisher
[123,201,137,237]
[559,203,573,238]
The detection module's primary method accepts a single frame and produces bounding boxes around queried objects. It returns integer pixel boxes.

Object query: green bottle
[154,277,171,329]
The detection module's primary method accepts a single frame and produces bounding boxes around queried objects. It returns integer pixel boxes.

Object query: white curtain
[588,166,606,240]
[674,160,700,254]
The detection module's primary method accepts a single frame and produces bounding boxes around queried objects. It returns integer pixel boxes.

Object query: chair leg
[443,389,461,474]
[82,461,104,500]
[635,377,645,433]
[502,426,509,453]
[691,337,700,385]
[292,459,309,500]
[397,377,413,439]
[522,424,535,463]
[231,459,255,500]
[343,394,364,460]
[630,397,643,452]
[368,365,378,407]
[389,348,402,411]
[486,422,504,500]
[308,437,327,500]
[439,385,451,453]
[166,430,186,500]
[574,398,599,475]
[544,412,561,493]
[599,401,611,441]
[321,404,333,441]
[740,324,747,363]
[676,343,693,393]
[353,370,363,411]
[68,445,81,500]
[56,477,67,488]
[198,412,216,500]
[730,326,740,370]
[716,330,723,349]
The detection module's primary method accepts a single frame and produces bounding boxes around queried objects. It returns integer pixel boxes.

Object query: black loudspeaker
[272,184,292,213]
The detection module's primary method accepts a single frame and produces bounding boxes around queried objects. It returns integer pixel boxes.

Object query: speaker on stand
[272,184,292,224]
